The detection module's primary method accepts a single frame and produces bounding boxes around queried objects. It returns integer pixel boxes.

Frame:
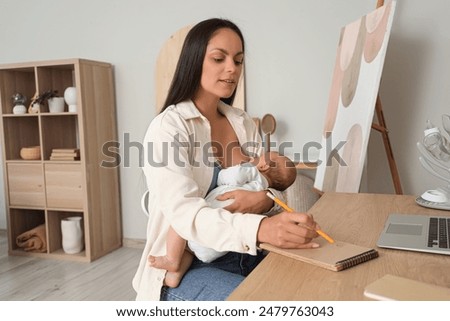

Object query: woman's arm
[217,189,273,214]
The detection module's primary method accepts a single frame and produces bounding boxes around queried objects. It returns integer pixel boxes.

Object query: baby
[149,151,297,287]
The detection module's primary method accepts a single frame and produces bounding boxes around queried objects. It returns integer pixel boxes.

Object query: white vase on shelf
[12,104,27,114]
[48,97,65,113]
[11,93,27,114]
[61,216,84,254]
[64,87,77,113]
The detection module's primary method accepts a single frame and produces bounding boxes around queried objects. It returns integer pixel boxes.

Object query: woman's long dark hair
[160,18,245,113]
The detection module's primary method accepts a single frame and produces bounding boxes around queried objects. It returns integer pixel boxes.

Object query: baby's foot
[148,255,180,272]
[148,251,193,288]
[163,271,183,288]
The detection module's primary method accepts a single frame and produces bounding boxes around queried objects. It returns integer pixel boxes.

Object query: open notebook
[260,238,378,272]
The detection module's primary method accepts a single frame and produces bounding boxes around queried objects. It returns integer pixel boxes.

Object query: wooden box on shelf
[0,59,122,262]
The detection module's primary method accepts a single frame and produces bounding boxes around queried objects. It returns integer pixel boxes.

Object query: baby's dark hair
[267,153,296,191]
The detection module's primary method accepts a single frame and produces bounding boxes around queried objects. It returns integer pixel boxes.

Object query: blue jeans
[160,251,265,301]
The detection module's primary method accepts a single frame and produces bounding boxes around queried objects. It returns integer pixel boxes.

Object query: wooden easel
[371,0,403,194]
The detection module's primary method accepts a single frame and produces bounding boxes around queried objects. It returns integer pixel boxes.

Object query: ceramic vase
[29,103,40,114]
[11,93,27,114]
[61,216,84,254]
[48,97,65,113]
[12,104,27,114]
[64,87,77,113]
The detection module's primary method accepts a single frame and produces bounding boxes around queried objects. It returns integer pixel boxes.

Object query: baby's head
[255,151,296,191]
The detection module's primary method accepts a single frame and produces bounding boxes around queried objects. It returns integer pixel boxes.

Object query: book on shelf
[51,152,79,157]
[49,156,80,161]
[52,148,79,153]
[50,148,80,161]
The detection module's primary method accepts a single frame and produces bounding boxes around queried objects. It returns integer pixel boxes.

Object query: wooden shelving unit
[0,59,122,262]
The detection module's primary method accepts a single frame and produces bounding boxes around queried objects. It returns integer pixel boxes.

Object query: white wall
[368,0,450,195]
[0,0,448,239]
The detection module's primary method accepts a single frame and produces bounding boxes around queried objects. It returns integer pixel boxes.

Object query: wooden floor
[0,230,143,300]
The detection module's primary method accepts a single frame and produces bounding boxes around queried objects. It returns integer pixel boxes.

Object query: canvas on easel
[314,1,397,193]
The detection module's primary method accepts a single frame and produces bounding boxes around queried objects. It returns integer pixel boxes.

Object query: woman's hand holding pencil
[266,192,335,245]
[256,194,322,249]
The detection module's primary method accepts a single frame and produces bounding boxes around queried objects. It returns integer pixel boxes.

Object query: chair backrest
[141,189,150,217]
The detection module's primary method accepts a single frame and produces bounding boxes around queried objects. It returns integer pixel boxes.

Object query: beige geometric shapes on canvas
[321,123,363,193]
[323,31,344,138]
[364,2,392,63]
[341,18,366,108]
[314,2,396,194]
[336,123,364,192]
[339,18,362,71]
[321,150,340,193]
[323,2,389,136]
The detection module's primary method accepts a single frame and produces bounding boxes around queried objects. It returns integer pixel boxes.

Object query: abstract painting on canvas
[314,1,397,193]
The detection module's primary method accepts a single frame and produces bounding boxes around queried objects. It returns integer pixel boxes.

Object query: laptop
[377,213,450,255]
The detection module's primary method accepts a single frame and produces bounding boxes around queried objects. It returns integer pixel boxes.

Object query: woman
[133,18,319,301]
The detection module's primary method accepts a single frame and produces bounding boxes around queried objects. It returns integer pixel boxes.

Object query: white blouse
[132,100,283,300]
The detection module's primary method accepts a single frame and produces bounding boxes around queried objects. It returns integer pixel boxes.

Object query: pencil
[266,192,335,244]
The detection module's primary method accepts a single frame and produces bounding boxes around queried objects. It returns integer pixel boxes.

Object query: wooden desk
[228,192,450,300]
